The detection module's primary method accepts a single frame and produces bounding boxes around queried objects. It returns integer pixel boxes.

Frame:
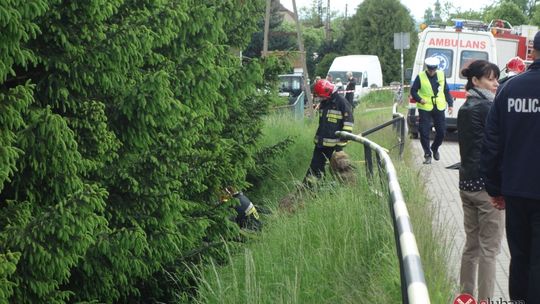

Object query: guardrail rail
[336,104,429,304]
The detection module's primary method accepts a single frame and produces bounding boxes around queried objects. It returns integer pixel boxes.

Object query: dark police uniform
[306,92,354,180]
[481,58,540,302]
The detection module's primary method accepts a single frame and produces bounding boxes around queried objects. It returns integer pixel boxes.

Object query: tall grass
[193,93,456,303]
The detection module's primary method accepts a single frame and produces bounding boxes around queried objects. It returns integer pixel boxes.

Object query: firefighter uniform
[306,89,354,180]
[481,54,540,302]
[232,191,261,230]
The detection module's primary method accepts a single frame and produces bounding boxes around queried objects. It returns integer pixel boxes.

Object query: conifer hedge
[0,0,276,302]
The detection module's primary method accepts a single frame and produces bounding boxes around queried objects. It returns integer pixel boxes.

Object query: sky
[281,0,493,21]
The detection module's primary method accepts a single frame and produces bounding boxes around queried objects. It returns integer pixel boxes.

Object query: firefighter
[499,56,526,86]
[221,187,262,230]
[304,79,354,185]
[410,56,454,164]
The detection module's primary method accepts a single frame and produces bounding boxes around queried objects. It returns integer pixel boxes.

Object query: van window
[425,48,454,78]
[278,75,304,97]
[459,51,489,79]
[363,73,368,87]
[328,71,362,84]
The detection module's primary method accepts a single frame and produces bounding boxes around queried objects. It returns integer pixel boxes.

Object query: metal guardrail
[360,103,406,158]
[272,92,305,120]
[336,104,429,304]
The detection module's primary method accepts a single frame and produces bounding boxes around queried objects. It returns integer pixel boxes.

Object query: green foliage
[0,0,278,303]
[315,52,339,78]
[531,6,540,26]
[195,107,455,303]
[484,2,528,26]
[502,0,537,18]
[345,0,418,84]
[0,252,20,303]
[246,137,296,188]
[448,9,485,22]
[243,0,296,58]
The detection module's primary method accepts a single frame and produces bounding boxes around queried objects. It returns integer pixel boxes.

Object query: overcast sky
[281,0,494,21]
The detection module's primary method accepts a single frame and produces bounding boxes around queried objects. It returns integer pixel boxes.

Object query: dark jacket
[458,89,492,182]
[345,77,356,104]
[410,71,454,107]
[314,92,354,148]
[480,59,540,199]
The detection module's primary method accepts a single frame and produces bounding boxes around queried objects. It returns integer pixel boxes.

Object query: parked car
[278,73,305,104]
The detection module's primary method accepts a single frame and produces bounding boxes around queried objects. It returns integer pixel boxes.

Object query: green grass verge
[193,92,456,303]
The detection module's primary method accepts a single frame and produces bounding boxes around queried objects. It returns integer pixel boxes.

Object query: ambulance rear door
[421,30,495,128]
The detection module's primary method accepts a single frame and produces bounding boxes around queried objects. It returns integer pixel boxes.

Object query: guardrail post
[295,92,305,120]
[364,145,373,179]
[399,118,405,158]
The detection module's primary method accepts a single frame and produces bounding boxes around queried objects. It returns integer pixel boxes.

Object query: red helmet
[506,57,525,74]
[313,79,335,99]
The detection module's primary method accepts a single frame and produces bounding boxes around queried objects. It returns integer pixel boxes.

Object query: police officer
[480,31,540,302]
[410,57,454,164]
[304,79,354,185]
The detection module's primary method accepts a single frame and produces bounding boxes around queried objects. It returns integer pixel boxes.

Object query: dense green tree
[345,0,418,84]
[485,2,528,26]
[244,0,296,58]
[502,0,538,17]
[315,52,340,78]
[423,8,435,25]
[299,0,325,28]
[434,0,443,23]
[448,9,485,22]
[0,0,278,303]
[531,5,540,25]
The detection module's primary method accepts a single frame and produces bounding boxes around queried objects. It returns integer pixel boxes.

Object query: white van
[327,55,383,102]
[407,21,497,137]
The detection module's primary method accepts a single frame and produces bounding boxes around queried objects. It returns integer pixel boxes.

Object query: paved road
[410,139,510,300]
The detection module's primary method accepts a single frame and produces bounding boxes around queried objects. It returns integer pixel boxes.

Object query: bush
[0,0,292,302]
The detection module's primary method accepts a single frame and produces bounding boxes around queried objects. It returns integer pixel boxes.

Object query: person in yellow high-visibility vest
[410,57,454,164]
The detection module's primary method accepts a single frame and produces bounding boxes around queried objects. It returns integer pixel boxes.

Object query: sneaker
[432,150,440,161]
[423,155,432,164]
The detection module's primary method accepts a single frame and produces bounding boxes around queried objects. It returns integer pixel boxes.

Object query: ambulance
[407,20,537,137]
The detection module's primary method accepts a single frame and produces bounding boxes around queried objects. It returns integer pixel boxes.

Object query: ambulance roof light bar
[451,19,488,31]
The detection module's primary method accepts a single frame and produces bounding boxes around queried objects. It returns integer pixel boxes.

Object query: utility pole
[292,0,313,116]
[262,0,271,57]
[325,0,331,41]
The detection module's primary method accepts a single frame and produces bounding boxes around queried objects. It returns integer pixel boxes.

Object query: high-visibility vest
[417,70,447,111]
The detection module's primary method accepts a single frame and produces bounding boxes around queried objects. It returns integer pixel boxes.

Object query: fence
[271,92,305,120]
[336,103,429,304]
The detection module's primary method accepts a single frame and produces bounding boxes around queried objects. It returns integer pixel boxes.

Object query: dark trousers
[305,146,340,179]
[346,94,355,109]
[505,196,540,302]
[418,108,446,156]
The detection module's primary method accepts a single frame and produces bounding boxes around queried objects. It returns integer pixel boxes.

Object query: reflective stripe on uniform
[417,70,447,111]
[245,203,260,219]
[315,137,342,147]
[328,109,341,115]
